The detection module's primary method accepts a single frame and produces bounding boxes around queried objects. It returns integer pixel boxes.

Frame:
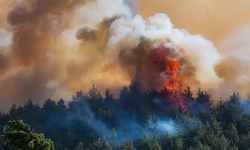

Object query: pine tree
[136,134,149,149]
[147,135,162,150]
[170,138,183,150]
[75,142,85,150]
[226,123,239,147]
[2,120,54,150]
[120,140,135,150]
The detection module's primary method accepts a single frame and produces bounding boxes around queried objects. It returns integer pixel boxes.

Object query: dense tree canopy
[0,82,250,150]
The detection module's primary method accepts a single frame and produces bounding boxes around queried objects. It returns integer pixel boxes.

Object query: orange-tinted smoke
[0,0,91,110]
[0,0,135,111]
[7,0,89,66]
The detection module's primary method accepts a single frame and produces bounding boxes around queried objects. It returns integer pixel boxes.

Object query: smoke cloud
[213,24,250,99]
[137,0,250,47]
[0,0,249,110]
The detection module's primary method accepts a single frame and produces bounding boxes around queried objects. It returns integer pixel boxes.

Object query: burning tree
[148,45,185,109]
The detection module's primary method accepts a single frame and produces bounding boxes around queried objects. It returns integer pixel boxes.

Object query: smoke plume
[0,0,249,110]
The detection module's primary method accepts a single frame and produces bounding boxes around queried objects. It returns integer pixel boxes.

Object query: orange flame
[148,45,185,109]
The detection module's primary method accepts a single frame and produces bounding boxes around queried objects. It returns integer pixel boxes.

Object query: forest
[1,80,250,150]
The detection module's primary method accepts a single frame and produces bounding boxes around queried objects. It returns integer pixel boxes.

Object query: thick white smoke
[108,12,222,83]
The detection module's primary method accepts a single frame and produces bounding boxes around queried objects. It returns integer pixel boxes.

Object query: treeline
[1,80,250,150]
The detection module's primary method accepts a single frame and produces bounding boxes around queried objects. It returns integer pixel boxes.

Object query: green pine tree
[2,120,54,150]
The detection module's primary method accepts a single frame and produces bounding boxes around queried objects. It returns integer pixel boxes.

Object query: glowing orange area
[148,45,185,109]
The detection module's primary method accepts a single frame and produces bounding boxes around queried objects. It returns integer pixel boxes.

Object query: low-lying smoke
[0,0,249,110]
[66,101,179,145]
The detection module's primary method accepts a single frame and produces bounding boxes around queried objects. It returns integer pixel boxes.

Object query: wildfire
[148,45,185,109]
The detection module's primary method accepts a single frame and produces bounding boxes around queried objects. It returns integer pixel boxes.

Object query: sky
[137,0,250,49]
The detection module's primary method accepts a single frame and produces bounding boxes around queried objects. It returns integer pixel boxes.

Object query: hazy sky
[137,0,250,50]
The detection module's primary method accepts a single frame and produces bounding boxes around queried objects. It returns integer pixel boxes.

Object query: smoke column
[0,0,249,110]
